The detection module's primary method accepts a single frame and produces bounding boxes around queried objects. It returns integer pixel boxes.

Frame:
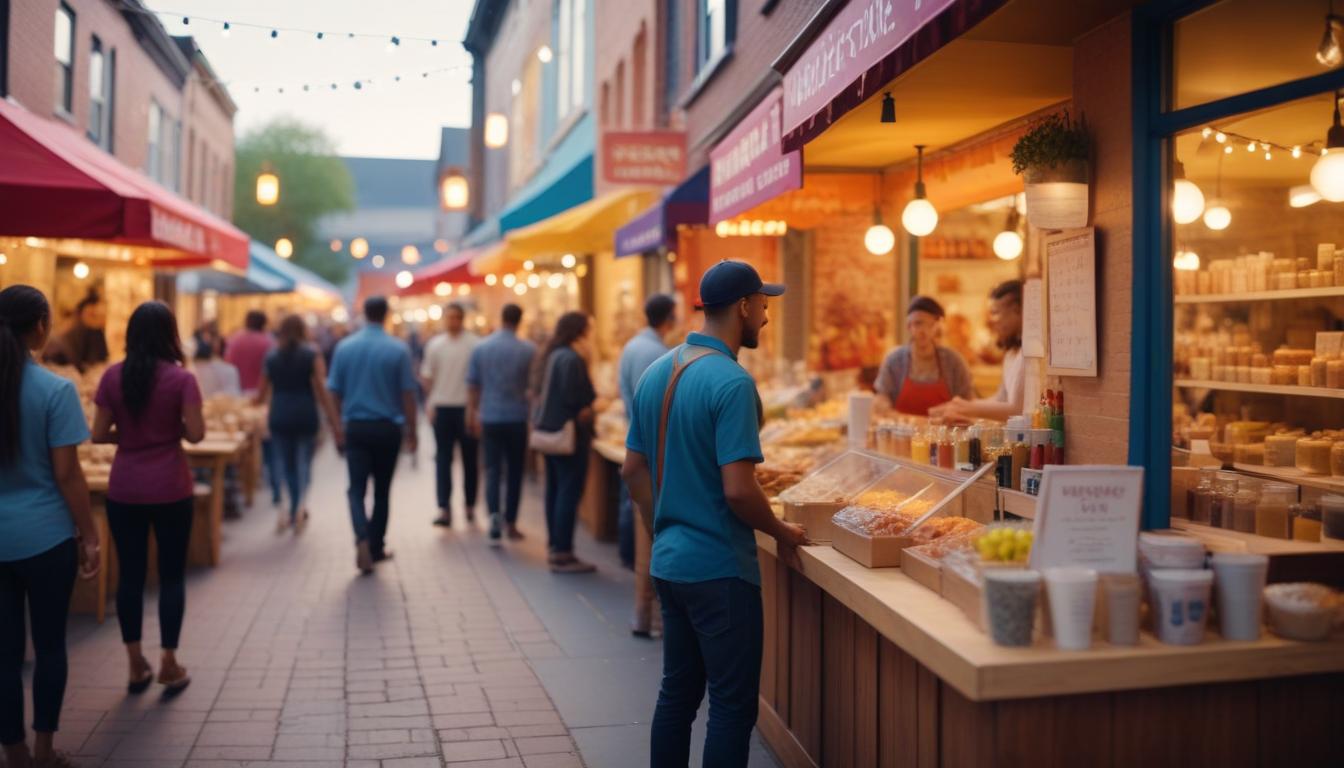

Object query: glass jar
[1232,488,1259,533]
[1292,505,1323,542]
[1255,483,1296,539]
[892,423,913,459]
[1320,494,1344,541]
[938,427,955,470]
[1189,467,1216,525]
[910,427,931,465]
[1210,475,1238,529]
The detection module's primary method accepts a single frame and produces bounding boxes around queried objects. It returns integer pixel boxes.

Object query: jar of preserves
[1255,483,1296,539]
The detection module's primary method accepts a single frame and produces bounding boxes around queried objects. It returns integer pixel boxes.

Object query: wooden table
[186,434,247,566]
[69,478,112,623]
[578,440,625,543]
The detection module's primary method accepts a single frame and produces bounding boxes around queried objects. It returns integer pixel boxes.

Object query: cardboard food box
[940,562,985,630]
[781,500,846,543]
[830,524,914,568]
[900,546,943,593]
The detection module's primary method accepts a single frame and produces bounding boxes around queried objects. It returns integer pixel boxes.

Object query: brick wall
[593,0,658,196]
[1049,13,1133,466]
[181,58,235,220]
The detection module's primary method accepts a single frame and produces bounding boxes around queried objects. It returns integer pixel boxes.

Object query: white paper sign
[1022,277,1044,359]
[1029,465,1144,573]
[1045,229,1098,376]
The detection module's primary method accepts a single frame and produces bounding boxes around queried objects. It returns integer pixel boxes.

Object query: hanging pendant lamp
[1311,91,1344,201]
[1203,152,1231,230]
[901,145,938,237]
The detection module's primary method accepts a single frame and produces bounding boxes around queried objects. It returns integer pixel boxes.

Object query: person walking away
[532,313,598,574]
[621,261,809,767]
[327,297,418,574]
[255,315,343,533]
[0,286,101,768]
[190,334,240,399]
[226,310,282,507]
[467,305,535,544]
[618,294,677,636]
[873,295,974,416]
[92,301,204,697]
[420,303,480,528]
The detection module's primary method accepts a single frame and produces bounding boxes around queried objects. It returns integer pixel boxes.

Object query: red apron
[893,351,953,416]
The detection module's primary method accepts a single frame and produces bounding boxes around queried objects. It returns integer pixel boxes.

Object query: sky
[144,0,476,160]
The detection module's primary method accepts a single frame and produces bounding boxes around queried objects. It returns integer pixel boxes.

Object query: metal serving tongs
[899,463,997,536]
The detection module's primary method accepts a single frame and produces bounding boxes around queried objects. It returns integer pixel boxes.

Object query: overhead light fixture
[72,261,90,280]
[1171,162,1205,224]
[993,201,1024,260]
[523,259,535,271]
[502,273,517,287]
[484,273,498,286]
[863,174,895,255]
[880,92,895,124]
[901,145,938,237]
[526,273,541,288]
[1311,92,1344,201]
[1173,249,1201,272]
[484,113,509,148]
[1317,6,1344,67]
[560,253,577,269]
[537,45,553,64]
[1290,184,1323,207]
[1202,151,1231,231]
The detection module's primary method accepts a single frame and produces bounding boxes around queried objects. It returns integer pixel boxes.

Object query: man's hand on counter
[773,519,810,571]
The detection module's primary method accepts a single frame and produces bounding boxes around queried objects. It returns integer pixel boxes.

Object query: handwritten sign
[1022,277,1044,359]
[601,131,687,185]
[1029,466,1144,573]
[709,88,802,224]
[1045,228,1097,376]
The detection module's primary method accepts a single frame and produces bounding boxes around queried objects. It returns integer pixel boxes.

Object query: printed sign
[709,88,802,224]
[782,0,956,135]
[1045,228,1098,376]
[1029,465,1144,573]
[1022,277,1044,358]
[602,131,687,185]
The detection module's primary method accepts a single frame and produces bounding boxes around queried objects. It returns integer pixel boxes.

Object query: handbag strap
[532,351,560,426]
[654,345,719,495]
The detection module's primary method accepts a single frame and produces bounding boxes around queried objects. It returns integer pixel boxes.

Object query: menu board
[1044,228,1097,376]
[1029,465,1144,573]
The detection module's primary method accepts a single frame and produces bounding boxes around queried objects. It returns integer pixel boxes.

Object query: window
[146,100,161,180]
[633,28,647,128]
[53,4,74,114]
[698,0,730,71]
[663,0,681,114]
[614,60,625,128]
[88,36,112,147]
[554,0,587,120]
[168,118,182,191]
[600,81,610,126]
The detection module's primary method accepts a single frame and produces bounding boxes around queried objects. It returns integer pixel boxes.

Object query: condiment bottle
[938,427,955,469]
[1232,487,1259,533]
[1210,475,1238,529]
[1050,391,1065,464]
[952,426,970,470]
[967,423,983,469]
[1010,440,1030,491]
[995,446,1014,488]
[1255,482,1295,539]
[1190,468,1216,524]
[1292,505,1323,542]
[911,427,931,465]
[928,427,941,467]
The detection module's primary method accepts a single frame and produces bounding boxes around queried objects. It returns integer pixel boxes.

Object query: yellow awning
[503,188,659,258]
[467,241,511,276]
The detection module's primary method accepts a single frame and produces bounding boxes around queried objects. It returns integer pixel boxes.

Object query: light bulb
[1290,185,1323,207]
[523,259,535,271]
[394,270,413,289]
[330,239,342,252]
[547,273,564,289]
[901,198,938,237]
[1201,127,1212,139]
[1293,145,1303,159]
[434,282,451,297]
[72,261,90,280]
[255,171,279,206]
[484,273,498,286]
[502,273,517,287]
[1247,141,1257,152]
[514,283,528,296]
[1173,250,1201,271]
[511,78,521,96]
[1318,16,1343,67]
[993,231,1024,260]
[560,253,576,269]
[1312,150,1344,201]
[1202,204,1231,231]
[484,113,509,148]
[414,309,428,323]
[1224,145,1233,155]
[458,285,471,296]
[401,245,420,264]
[1264,150,1272,160]
[275,237,294,258]
[1215,131,1226,143]
[429,305,444,320]
[372,255,385,268]
[350,237,369,259]
[526,273,541,288]
[863,224,895,255]
[537,45,553,63]
[1171,178,1205,224]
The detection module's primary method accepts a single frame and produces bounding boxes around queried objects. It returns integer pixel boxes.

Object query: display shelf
[998,487,1037,520]
[1232,461,1344,494]
[1174,286,1344,304]
[1173,379,1344,399]
[1170,518,1344,555]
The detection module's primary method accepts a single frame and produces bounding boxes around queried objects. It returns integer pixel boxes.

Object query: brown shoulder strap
[655,346,718,495]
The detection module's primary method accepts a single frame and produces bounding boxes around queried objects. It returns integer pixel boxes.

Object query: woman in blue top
[0,285,100,768]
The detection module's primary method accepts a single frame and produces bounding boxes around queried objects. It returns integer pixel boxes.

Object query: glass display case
[778,450,898,542]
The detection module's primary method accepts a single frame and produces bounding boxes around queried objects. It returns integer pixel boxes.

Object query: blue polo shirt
[626,333,764,586]
[466,330,536,425]
[618,327,668,416]
[327,325,417,424]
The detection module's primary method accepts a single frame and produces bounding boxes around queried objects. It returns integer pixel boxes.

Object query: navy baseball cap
[698,260,786,309]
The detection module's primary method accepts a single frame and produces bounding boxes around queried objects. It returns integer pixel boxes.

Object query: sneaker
[432,513,452,527]
[372,549,395,563]
[294,510,309,533]
[276,511,290,534]
[489,514,502,544]
[355,541,373,574]
[506,525,525,541]
[550,558,596,574]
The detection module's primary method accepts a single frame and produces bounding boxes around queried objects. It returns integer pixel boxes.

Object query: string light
[229,66,467,96]
[1201,125,1321,159]
[1293,145,1303,158]
[119,5,457,47]
[1215,131,1227,143]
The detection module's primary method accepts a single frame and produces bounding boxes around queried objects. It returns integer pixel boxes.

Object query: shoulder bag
[529,351,576,456]
[639,345,720,535]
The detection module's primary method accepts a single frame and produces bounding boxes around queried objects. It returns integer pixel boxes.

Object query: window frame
[146,99,162,181]
[553,0,588,122]
[87,35,112,147]
[53,3,75,116]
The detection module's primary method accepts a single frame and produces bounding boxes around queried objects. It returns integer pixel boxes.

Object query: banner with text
[709,88,802,224]
[601,131,687,186]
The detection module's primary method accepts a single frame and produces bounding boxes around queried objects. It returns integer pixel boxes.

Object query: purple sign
[615,206,665,257]
[782,0,956,135]
[709,88,802,224]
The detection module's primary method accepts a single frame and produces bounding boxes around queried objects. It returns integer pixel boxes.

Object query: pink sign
[709,88,802,224]
[782,0,956,135]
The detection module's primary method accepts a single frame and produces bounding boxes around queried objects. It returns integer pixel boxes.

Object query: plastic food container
[1263,583,1342,641]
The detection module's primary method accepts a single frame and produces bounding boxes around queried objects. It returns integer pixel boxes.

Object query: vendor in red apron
[874,296,975,416]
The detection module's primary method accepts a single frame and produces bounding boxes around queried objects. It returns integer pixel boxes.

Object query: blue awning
[498,154,594,235]
[178,240,294,294]
[247,241,344,301]
[614,166,709,257]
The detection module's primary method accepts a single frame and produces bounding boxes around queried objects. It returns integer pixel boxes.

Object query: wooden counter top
[757,533,1344,702]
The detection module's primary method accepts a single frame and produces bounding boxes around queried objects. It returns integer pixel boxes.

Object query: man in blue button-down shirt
[622,262,807,767]
[327,296,418,574]
[467,304,536,543]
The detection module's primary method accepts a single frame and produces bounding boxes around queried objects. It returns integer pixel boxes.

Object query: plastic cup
[848,392,874,448]
[1210,553,1269,641]
[1149,569,1214,645]
[1044,568,1098,650]
[983,569,1041,647]
[1100,572,1141,646]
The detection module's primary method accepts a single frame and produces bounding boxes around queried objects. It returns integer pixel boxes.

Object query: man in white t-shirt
[420,304,480,527]
[930,280,1026,422]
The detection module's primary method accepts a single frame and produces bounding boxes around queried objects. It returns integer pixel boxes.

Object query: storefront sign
[615,206,666,256]
[1030,466,1144,573]
[150,205,208,256]
[709,89,802,224]
[782,0,956,135]
[601,131,687,185]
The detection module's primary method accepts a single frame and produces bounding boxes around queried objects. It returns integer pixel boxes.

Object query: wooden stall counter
[755,535,1344,767]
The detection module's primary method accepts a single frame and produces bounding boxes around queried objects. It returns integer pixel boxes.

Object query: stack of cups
[1149,570,1214,645]
[983,570,1042,647]
[1044,568,1098,650]
[1100,572,1141,646]
[1210,553,1269,641]
[848,392,874,448]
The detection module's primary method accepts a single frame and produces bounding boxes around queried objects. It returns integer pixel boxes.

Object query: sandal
[127,657,154,694]
[158,664,191,696]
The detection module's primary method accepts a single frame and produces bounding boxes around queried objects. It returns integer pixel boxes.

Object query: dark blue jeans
[0,539,76,745]
[543,446,589,554]
[344,420,402,557]
[106,498,193,648]
[617,482,635,568]
[271,431,315,522]
[482,422,528,524]
[651,577,763,768]
[433,407,478,511]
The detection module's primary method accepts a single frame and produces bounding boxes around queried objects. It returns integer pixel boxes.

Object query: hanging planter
[1012,111,1091,230]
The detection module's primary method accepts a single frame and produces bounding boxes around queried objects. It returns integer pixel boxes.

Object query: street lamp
[350,237,369,259]
[275,237,294,258]
[440,169,469,210]
[484,114,509,148]
[256,167,279,206]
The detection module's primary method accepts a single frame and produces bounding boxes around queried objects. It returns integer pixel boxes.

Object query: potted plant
[1011,110,1091,230]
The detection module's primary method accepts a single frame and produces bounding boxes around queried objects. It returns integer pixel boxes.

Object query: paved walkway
[35,439,779,767]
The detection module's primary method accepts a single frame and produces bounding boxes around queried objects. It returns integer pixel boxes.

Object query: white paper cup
[1211,553,1269,641]
[1149,569,1214,645]
[848,392,874,448]
[1100,572,1141,646]
[983,569,1041,647]
[1044,567,1098,650]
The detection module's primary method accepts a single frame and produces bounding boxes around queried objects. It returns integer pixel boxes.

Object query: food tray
[831,524,913,568]
[778,450,897,504]
[900,546,943,593]
[781,501,846,542]
[941,560,985,630]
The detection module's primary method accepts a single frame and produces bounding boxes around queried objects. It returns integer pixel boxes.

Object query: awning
[0,98,249,270]
[498,154,595,235]
[505,188,660,259]
[247,241,344,303]
[467,242,511,277]
[177,267,291,295]
[615,166,709,257]
[402,248,489,295]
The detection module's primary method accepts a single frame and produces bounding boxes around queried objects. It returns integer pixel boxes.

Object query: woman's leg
[105,500,150,671]
[20,541,77,762]
[273,433,300,522]
[152,499,194,653]
[554,448,590,556]
[543,455,561,554]
[0,560,29,763]
[294,435,315,520]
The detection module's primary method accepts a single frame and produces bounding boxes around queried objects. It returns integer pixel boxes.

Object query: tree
[233,119,355,284]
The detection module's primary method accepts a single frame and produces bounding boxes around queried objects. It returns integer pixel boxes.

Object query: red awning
[0,98,249,270]
[401,249,488,295]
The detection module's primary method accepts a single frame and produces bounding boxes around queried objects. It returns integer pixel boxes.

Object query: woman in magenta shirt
[93,301,204,696]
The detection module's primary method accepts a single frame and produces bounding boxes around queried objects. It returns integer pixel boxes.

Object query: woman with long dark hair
[533,312,598,574]
[255,314,343,532]
[92,301,204,697]
[0,285,100,768]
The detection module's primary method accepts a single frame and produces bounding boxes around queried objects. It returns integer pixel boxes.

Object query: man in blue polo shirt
[328,296,418,574]
[622,261,808,767]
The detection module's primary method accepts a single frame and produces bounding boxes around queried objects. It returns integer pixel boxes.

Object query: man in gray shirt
[467,304,536,543]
